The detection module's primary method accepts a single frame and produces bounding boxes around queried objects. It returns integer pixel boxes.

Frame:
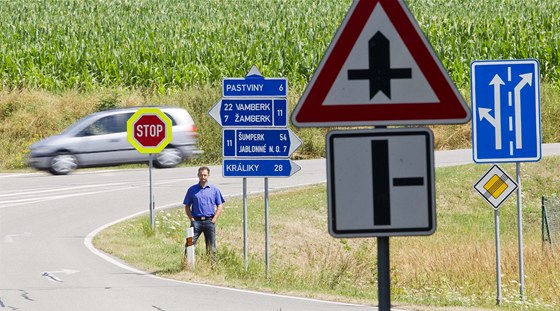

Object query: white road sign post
[471,59,541,300]
[291,0,471,309]
[327,127,435,310]
[474,164,519,305]
[127,108,172,230]
[211,65,299,277]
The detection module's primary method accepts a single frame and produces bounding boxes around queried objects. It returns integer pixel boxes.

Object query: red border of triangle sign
[291,0,471,127]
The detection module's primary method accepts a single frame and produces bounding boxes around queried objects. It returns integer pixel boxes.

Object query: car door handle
[109,139,120,142]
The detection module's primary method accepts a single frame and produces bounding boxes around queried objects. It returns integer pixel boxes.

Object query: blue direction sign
[223,128,302,157]
[209,98,287,127]
[223,159,301,178]
[223,77,287,97]
[471,59,541,163]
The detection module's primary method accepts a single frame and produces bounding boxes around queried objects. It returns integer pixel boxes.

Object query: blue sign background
[223,129,297,157]
[223,159,297,177]
[471,59,541,163]
[223,77,287,97]
[216,98,287,127]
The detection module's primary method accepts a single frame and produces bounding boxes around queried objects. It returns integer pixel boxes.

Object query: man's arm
[211,204,223,223]
[184,204,194,222]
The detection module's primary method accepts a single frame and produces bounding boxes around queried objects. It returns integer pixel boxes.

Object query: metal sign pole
[375,124,390,310]
[516,162,525,299]
[473,164,519,303]
[149,154,154,230]
[494,208,502,305]
[243,178,248,271]
[377,236,390,311]
[264,177,270,281]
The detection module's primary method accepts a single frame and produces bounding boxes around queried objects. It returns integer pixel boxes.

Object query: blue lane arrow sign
[208,98,287,127]
[223,128,302,157]
[223,159,301,178]
[471,59,541,163]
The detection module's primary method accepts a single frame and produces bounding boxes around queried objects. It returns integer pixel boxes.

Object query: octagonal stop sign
[127,108,172,153]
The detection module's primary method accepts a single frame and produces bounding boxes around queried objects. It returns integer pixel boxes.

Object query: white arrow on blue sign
[223,128,302,158]
[223,159,301,177]
[208,98,287,127]
[471,59,541,163]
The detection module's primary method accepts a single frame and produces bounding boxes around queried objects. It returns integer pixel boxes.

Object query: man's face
[198,169,209,184]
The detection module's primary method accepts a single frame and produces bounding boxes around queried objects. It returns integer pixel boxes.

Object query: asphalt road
[1,145,559,310]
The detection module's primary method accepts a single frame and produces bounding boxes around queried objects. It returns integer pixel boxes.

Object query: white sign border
[326,127,436,237]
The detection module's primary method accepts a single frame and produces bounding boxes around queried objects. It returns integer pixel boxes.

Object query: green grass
[0,0,559,91]
[0,86,330,170]
[2,0,560,308]
[2,84,560,171]
[408,0,560,89]
[0,0,350,91]
[94,157,560,310]
[2,0,560,170]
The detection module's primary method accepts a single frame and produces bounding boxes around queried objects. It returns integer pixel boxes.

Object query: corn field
[0,0,559,92]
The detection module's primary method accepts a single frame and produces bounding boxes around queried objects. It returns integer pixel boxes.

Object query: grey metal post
[243,178,248,271]
[542,196,545,248]
[149,154,154,230]
[541,197,554,251]
[377,237,390,311]
[516,163,525,299]
[264,177,270,281]
[494,208,502,305]
[373,126,390,310]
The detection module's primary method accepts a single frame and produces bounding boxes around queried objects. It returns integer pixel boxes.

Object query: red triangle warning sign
[291,0,471,127]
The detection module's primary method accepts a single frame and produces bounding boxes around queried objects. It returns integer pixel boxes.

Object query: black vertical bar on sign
[372,140,390,225]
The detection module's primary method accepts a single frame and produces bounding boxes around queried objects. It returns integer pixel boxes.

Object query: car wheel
[154,147,183,168]
[49,152,78,175]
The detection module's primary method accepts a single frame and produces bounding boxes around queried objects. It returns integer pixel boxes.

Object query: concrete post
[185,227,195,269]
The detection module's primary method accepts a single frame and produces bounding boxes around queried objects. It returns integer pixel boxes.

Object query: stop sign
[127,108,172,153]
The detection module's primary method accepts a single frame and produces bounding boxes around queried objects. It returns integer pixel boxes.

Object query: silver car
[28,106,202,175]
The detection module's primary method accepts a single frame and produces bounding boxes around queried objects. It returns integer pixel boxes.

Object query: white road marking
[3,232,32,243]
[83,199,376,309]
[0,178,195,209]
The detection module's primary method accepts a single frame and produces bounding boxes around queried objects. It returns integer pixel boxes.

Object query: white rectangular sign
[327,128,435,237]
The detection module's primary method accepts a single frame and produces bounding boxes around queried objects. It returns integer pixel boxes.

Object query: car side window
[164,112,177,126]
[112,113,133,133]
[81,114,131,136]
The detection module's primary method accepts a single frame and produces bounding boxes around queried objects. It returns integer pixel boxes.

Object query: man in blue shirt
[183,166,225,264]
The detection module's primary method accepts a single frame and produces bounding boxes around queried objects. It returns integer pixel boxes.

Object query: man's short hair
[198,166,210,174]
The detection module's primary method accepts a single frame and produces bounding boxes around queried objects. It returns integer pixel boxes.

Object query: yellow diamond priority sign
[127,108,172,154]
[474,164,518,209]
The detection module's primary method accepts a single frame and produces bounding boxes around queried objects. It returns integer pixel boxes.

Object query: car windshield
[59,109,177,136]
[60,114,97,135]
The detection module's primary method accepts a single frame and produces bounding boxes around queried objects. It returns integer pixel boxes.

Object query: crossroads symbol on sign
[348,32,412,99]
